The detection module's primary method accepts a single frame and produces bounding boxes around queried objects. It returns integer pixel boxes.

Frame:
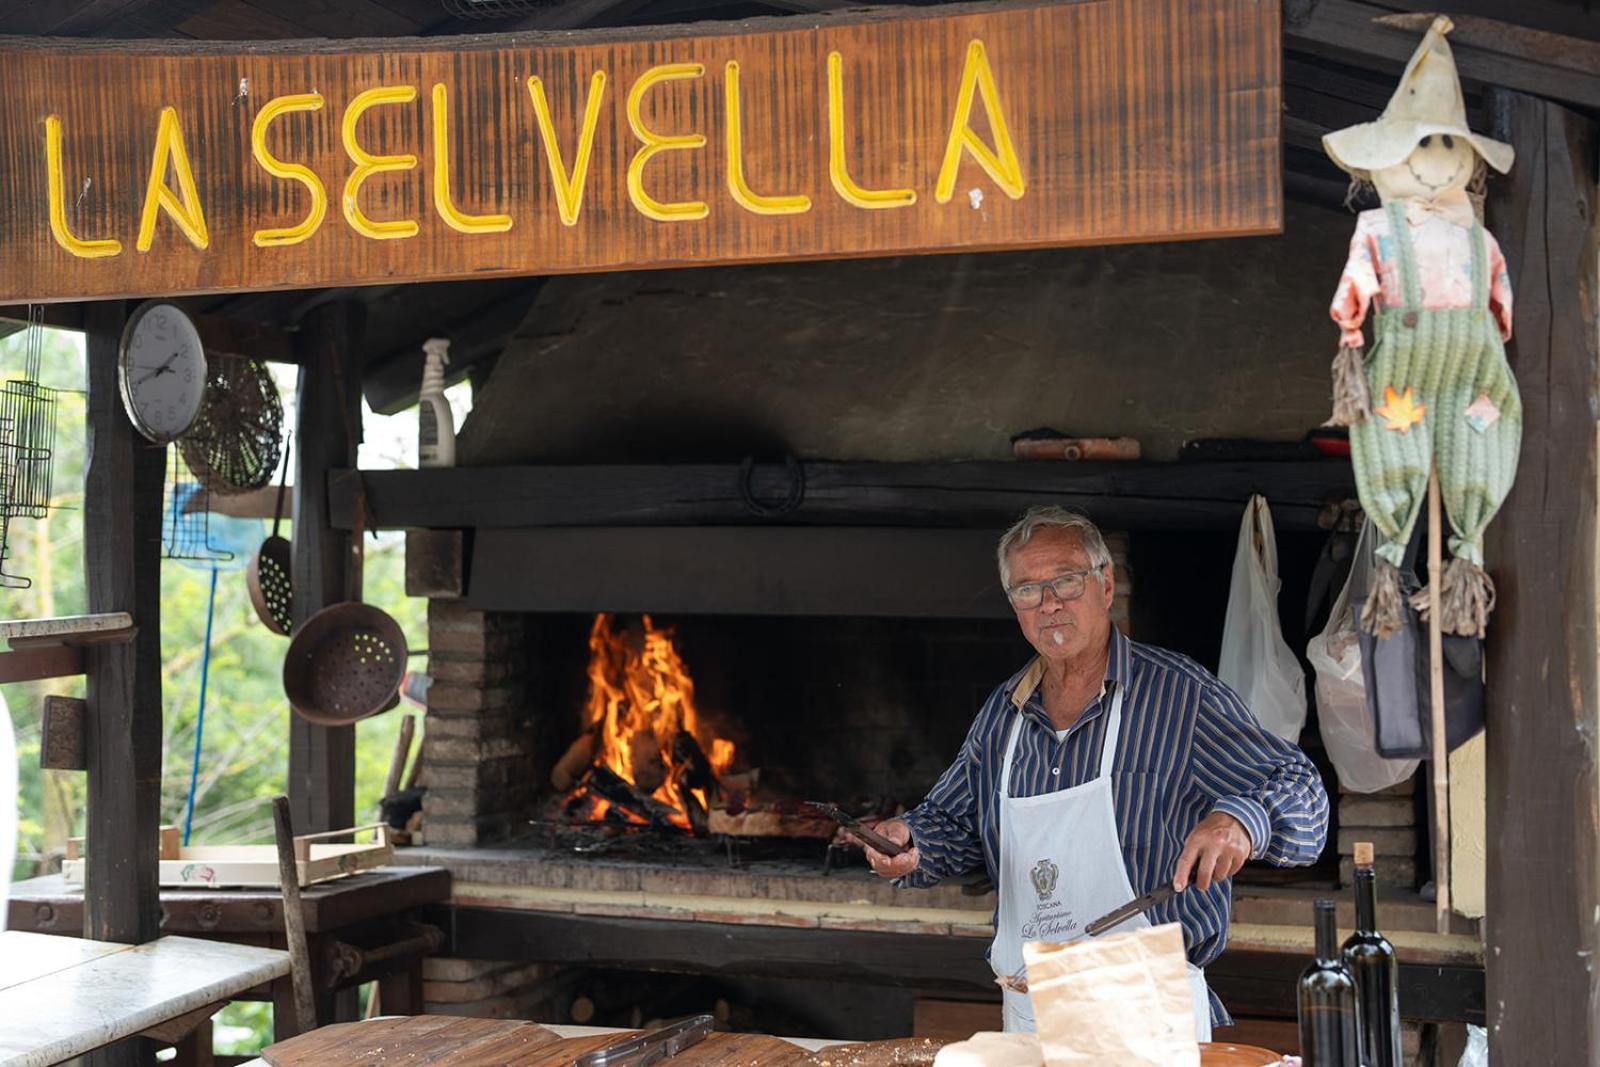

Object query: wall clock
[118,301,208,444]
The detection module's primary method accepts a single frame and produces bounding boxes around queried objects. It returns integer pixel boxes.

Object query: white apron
[991,669,1212,1039]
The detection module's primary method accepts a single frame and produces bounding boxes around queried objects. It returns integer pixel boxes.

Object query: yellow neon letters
[136,106,209,251]
[626,63,709,223]
[342,85,419,240]
[724,62,810,217]
[44,116,121,259]
[251,93,328,247]
[826,52,916,210]
[527,72,606,228]
[935,40,1024,204]
[431,83,512,234]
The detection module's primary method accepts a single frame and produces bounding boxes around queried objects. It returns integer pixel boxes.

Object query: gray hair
[997,506,1112,588]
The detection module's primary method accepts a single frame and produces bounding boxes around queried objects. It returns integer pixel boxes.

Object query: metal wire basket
[0,306,59,522]
[0,414,22,589]
[163,447,236,564]
[178,352,283,496]
[0,307,59,589]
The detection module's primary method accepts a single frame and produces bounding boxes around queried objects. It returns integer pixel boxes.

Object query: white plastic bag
[1309,520,1419,793]
[1218,495,1307,742]
[1458,1024,1488,1066]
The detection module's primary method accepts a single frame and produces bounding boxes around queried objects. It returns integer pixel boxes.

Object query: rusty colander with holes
[283,485,406,726]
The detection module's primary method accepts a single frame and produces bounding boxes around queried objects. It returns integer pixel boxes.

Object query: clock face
[119,302,207,444]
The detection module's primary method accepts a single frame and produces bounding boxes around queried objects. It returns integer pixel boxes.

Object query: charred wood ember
[587,764,680,828]
[672,730,714,794]
[628,729,669,793]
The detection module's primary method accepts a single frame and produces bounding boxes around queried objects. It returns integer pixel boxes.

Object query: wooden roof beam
[1284,0,1600,112]
[0,303,297,364]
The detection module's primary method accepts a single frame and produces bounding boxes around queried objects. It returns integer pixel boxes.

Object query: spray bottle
[418,337,456,468]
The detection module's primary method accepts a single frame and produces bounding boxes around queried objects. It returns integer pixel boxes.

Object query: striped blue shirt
[898,626,1329,1024]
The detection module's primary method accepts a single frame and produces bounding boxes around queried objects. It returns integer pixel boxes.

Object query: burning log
[628,729,668,793]
[551,726,599,791]
[587,764,679,828]
[671,730,714,794]
[716,768,761,814]
[705,807,836,839]
[677,775,709,837]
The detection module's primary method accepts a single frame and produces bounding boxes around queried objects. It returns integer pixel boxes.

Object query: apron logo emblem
[1030,858,1059,901]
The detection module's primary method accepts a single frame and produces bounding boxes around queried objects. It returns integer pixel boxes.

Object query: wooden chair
[270,795,321,1037]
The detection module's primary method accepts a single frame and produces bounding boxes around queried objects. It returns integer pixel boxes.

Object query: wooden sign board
[0,0,1280,303]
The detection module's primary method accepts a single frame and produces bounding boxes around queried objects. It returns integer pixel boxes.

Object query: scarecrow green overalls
[1350,201,1522,639]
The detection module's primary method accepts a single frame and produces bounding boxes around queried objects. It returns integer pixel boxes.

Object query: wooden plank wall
[1484,89,1600,1063]
[82,301,166,1067]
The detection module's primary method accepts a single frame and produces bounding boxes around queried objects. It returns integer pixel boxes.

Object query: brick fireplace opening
[397,526,1418,1037]
[415,533,1133,853]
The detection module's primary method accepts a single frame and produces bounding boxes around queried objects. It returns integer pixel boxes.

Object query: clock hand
[135,352,181,384]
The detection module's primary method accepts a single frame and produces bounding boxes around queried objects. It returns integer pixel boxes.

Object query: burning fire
[568,613,736,831]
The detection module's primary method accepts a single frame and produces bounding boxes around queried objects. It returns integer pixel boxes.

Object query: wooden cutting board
[263,1017,813,1066]
[262,1017,563,1065]
[521,1030,812,1066]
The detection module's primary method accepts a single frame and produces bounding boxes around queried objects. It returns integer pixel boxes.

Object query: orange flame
[578,613,734,828]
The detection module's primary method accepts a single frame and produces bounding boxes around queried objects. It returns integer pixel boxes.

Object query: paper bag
[932,1032,1044,1067]
[1023,923,1200,1067]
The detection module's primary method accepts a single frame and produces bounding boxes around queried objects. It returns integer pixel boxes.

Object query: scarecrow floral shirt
[1330,204,1513,350]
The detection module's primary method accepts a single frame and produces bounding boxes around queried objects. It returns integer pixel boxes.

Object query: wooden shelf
[330,460,1356,534]
[0,613,135,650]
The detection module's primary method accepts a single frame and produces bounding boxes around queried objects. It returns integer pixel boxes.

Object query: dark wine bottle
[1298,899,1362,1067]
[1343,843,1402,1067]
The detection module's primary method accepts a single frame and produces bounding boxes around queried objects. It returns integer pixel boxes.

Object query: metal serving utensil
[573,1014,715,1067]
[1084,885,1180,937]
[804,801,911,857]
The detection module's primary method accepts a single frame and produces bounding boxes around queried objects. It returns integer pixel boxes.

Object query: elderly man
[864,506,1329,1036]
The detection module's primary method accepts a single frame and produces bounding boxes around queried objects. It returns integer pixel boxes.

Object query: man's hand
[857,818,920,880]
[1173,811,1253,892]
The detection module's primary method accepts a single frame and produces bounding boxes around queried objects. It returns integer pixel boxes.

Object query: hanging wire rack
[163,445,235,564]
[0,306,60,589]
[0,414,20,589]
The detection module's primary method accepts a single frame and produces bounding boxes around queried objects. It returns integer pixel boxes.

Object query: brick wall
[421,599,535,847]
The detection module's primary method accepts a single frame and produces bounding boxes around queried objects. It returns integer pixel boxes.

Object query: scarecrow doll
[1322,16,1520,640]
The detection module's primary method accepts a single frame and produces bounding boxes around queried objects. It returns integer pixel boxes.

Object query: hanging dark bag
[1355,525,1486,759]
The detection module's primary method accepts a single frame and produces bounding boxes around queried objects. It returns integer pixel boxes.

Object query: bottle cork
[1353,841,1375,869]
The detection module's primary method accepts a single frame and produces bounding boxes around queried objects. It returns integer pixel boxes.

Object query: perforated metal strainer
[283,483,406,726]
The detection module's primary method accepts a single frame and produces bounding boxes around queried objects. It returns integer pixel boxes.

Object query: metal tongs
[804,801,911,857]
[1083,884,1179,937]
[573,1014,715,1067]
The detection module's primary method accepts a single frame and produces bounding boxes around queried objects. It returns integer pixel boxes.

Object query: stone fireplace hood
[331,460,1353,618]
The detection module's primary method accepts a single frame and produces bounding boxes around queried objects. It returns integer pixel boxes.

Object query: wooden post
[288,302,363,836]
[82,300,165,1067]
[1483,89,1600,1062]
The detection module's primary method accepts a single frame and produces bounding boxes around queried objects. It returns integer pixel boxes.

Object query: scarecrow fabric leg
[1417,325,1523,638]
[1351,328,1432,637]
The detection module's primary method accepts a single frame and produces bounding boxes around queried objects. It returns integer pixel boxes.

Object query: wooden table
[0,930,288,1067]
[234,1022,844,1067]
[7,866,452,1038]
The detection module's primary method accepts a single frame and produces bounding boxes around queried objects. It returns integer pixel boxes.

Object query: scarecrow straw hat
[1322,16,1513,178]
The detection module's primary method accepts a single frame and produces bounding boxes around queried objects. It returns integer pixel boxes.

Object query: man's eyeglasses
[1005,566,1103,609]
